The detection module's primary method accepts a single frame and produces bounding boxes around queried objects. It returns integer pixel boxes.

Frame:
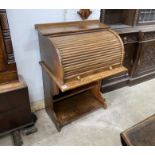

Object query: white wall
[6,9,100,103]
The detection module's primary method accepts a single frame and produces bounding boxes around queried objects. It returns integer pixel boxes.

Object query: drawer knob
[123,37,127,41]
[76,76,81,80]
[109,66,113,70]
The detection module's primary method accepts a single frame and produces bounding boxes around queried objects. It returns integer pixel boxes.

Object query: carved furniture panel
[134,40,155,76]
[101,9,155,91]
[0,9,18,84]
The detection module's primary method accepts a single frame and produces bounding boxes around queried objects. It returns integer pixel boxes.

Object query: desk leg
[90,81,107,109]
[12,130,23,146]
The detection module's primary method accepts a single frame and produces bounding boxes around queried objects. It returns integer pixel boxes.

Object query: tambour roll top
[35,20,127,92]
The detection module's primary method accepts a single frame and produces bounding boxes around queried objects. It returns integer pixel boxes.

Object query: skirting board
[31,100,45,112]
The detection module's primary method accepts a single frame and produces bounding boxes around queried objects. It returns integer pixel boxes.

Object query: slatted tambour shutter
[50,30,124,81]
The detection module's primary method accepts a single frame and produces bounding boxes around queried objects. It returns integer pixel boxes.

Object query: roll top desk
[35,20,127,131]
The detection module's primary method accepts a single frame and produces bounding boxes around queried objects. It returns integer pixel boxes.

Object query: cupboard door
[134,40,155,76]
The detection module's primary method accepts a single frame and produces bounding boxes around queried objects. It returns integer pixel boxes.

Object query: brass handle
[76,76,81,80]
[109,66,113,70]
[123,36,127,42]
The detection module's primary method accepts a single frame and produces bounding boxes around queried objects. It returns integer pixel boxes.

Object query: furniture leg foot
[90,82,108,109]
[11,130,23,146]
[22,126,38,136]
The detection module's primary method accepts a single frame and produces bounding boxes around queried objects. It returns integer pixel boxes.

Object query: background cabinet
[133,36,155,77]
[0,9,18,84]
[0,10,35,140]
[100,9,155,91]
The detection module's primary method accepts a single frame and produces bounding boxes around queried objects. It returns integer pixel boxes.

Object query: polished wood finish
[40,61,127,92]
[0,70,18,84]
[0,10,35,138]
[121,114,155,146]
[35,20,108,36]
[101,9,155,91]
[0,9,18,84]
[36,20,127,131]
[54,91,102,126]
[0,80,25,93]
[49,30,124,82]
[0,79,34,136]
[116,26,155,85]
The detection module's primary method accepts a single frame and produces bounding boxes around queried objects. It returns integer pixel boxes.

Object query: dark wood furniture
[0,76,37,146]
[100,9,155,92]
[0,9,18,84]
[100,10,138,27]
[0,10,36,145]
[35,20,127,131]
[121,114,155,146]
[0,79,34,135]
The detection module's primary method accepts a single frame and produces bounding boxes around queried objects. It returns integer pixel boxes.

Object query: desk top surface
[121,114,155,146]
[35,20,108,36]
[0,81,26,94]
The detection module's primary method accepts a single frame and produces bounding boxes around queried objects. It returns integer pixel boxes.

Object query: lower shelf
[54,91,102,126]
